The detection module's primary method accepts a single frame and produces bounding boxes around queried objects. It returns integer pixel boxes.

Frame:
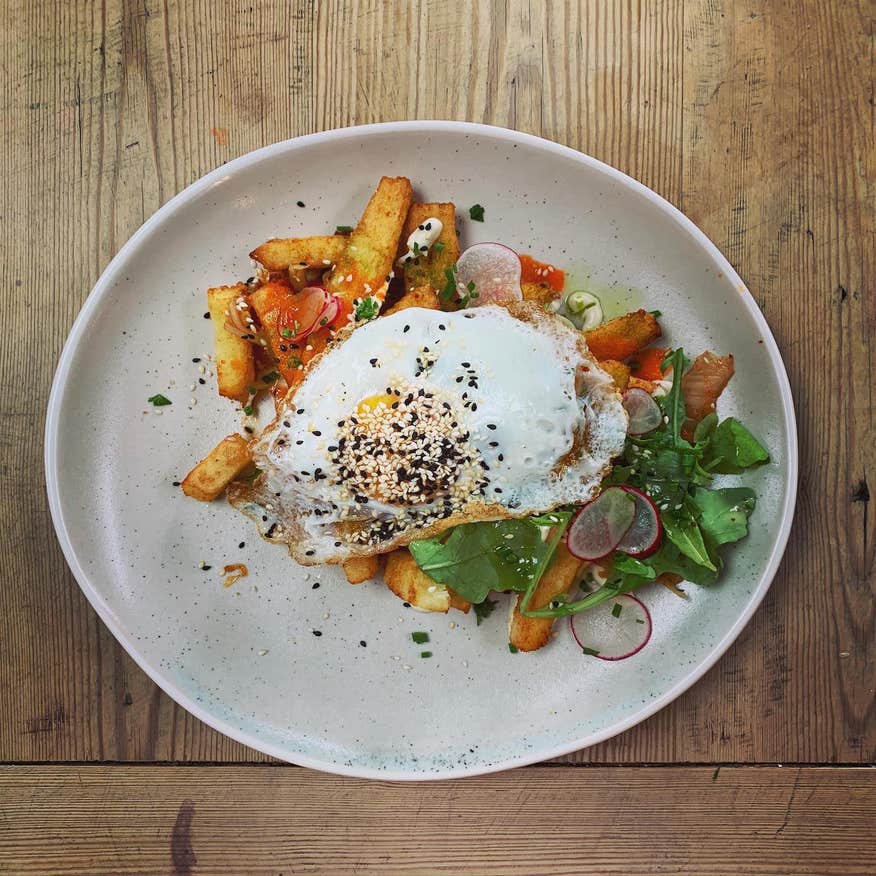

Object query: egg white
[229,303,627,563]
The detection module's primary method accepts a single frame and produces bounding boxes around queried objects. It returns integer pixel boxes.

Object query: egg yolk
[356,393,397,414]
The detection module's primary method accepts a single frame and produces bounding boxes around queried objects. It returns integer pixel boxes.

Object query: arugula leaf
[692,487,756,545]
[409,514,570,605]
[612,554,658,579]
[704,418,770,473]
[693,412,718,443]
[473,598,497,626]
[662,510,717,571]
[660,348,688,445]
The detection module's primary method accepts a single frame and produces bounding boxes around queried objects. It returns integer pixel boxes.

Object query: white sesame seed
[448,621,457,629]
[198,365,206,374]
[258,649,269,656]
[403,664,412,671]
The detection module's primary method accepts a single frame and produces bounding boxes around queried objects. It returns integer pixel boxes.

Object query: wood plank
[0,766,873,875]
[0,0,872,766]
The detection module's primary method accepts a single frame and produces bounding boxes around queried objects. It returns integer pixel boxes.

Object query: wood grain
[1,765,873,875]
[0,0,873,767]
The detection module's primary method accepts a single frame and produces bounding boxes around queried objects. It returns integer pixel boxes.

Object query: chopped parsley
[581,647,600,656]
[440,266,458,302]
[147,394,172,406]
[280,327,294,339]
[650,309,663,317]
[433,241,446,252]
[420,651,433,658]
[611,602,623,618]
[354,296,381,322]
[411,631,429,644]
[335,225,354,234]
[508,643,519,653]
[469,204,485,222]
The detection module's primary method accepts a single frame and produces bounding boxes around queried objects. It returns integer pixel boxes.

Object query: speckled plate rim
[45,120,798,780]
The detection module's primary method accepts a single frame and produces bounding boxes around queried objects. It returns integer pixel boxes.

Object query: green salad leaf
[704,418,770,473]
[662,510,717,571]
[408,513,571,605]
[692,486,756,545]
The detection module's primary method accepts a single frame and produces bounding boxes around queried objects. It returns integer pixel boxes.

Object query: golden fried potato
[584,309,661,361]
[324,177,413,308]
[397,202,459,299]
[343,555,382,584]
[598,359,631,392]
[510,543,582,652]
[181,434,253,502]
[384,549,451,613]
[206,284,255,403]
[521,281,561,307]
[627,375,657,393]
[249,235,347,272]
[448,589,471,614]
[384,284,441,315]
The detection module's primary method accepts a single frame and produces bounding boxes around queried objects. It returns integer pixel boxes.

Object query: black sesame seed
[487,423,497,430]
[265,522,278,538]
[238,541,245,549]
[312,629,322,636]
[172,480,181,486]
[312,582,320,590]
[305,549,315,556]
[403,325,410,333]
[201,564,212,571]
[461,361,470,368]
[297,200,306,207]
[403,602,411,608]
[438,324,446,330]
[296,440,304,445]
[498,453,504,461]
[283,420,291,427]
[312,430,322,437]
[334,541,342,547]
[360,640,367,647]
[297,408,305,414]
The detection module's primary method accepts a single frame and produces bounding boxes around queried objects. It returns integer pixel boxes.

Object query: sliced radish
[623,387,663,435]
[615,486,662,557]
[567,487,637,560]
[570,594,652,660]
[277,287,341,342]
[454,243,523,306]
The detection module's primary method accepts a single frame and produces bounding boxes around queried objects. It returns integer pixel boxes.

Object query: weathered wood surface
[0,0,872,768]
[1,765,874,875]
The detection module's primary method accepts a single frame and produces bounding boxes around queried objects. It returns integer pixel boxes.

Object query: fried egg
[228,302,627,564]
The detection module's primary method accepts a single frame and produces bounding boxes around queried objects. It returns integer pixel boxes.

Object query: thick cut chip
[207,284,255,403]
[250,235,347,272]
[584,310,661,361]
[181,434,253,502]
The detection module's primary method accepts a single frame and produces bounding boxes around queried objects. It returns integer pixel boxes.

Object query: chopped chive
[650,309,662,317]
[611,603,623,618]
[508,643,519,653]
[581,647,600,656]
[147,394,172,406]
[420,651,432,658]
[261,371,280,383]
[434,241,446,252]
[469,203,485,222]
[280,328,293,338]
[635,618,646,625]
[411,631,429,644]
[243,404,253,416]
[335,225,354,234]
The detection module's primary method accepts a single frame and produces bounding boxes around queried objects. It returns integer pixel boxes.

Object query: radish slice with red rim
[455,243,523,306]
[615,486,662,557]
[623,387,663,435]
[567,487,637,560]
[570,593,652,660]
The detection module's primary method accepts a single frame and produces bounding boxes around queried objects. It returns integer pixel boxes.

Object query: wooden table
[2,0,873,873]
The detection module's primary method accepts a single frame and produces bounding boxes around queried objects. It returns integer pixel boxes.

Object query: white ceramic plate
[45,122,797,779]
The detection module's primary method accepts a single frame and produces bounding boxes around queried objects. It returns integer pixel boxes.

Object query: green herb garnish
[440,266,457,302]
[473,597,497,626]
[420,651,433,658]
[650,309,663,317]
[354,296,380,322]
[469,204,485,222]
[335,225,354,234]
[280,328,294,339]
[147,394,172,406]
[243,404,253,416]
[261,371,280,384]
[434,241,446,252]
[581,647,600,656]
[611,602,623,618]
[411,631,429,644]
[508,643,519,653]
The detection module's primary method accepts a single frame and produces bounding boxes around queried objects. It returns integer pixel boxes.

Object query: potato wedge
[584,309,661,361]
[343,555,381,584]
[249,235,347,272]
[510,543,582,652]
[448,589,472,614]
[384,284,440,315]
[384,549,450,613]
[521,281,561,307]
[324,176,413,309]
[181,434,253,502]
[598,359,631,392]
[206,284,255,403]
[397,202,459,298]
